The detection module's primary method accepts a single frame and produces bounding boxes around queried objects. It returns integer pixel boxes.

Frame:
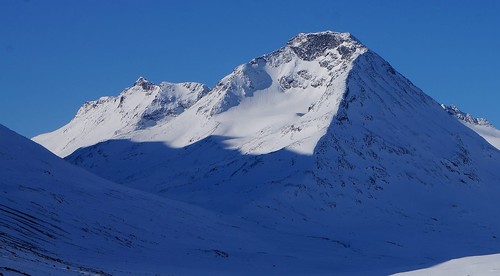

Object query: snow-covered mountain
[32,78,209,157]
[34,32,367,157]
[29,31,500,274]
[442,104,500,149]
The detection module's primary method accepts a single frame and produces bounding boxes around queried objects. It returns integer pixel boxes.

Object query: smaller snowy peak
[133,76,156,90]
[33,78,210,157]
[441,104,491,126]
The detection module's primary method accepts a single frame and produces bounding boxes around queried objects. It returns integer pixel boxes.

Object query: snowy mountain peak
[133,76,155,90]
[196,31,368,119]
[18,30,500,274]
[34,31,499,158]
[33,31,374,156]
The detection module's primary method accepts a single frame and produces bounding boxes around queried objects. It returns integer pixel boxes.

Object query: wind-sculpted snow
[27,31,500,274]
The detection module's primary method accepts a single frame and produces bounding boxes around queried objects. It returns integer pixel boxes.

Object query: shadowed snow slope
[28,31,500,274]
[0,124,280,275]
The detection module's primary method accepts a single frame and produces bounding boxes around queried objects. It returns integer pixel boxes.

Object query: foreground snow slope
[33,31,500,274]
[0,124,282,275]
[6,121,481,275]
[393,253,500,276]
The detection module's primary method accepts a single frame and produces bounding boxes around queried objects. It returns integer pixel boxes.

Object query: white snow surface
[442,104,500,150]
[393,253,500,276]
[16,31,500,274]
[34,31,367,157]
[32,77,210,157]
[465,124,500,150]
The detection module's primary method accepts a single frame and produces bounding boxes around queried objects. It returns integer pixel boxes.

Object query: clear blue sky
[1,0,499,138]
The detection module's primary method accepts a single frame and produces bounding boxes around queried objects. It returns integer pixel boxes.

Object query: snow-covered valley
[2,31,499,275]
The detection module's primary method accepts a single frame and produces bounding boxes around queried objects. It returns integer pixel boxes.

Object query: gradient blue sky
[1,0,499,138]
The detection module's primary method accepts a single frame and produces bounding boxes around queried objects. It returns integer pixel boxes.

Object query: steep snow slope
[442,104,500,149]
[32,77,209,157]
[60,31,500,274]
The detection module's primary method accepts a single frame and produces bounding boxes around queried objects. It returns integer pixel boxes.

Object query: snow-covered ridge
[33,77,210,157]
[156,31,370,154]
[34,31,371,157]
[200,31,367,116]
[441,104,500,150]
[34,31,499,158]
[75,77,210,125]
